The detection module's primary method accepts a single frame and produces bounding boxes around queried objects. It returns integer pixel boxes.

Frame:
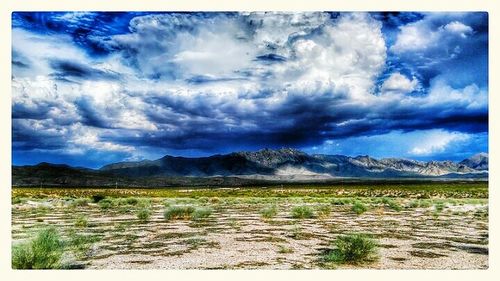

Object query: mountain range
[12,148,488,187]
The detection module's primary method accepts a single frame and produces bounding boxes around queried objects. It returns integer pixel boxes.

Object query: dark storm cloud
[49,59,119,80]
[11,12,488,167]
[255,54,287,63]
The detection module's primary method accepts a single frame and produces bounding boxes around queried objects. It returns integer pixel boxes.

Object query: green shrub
[91,194,106,203]
[12,243,33,269]
[408,200,420,208]
[98,198,113,210]
[68,232,100,258]
[74,215,88,228]
[164,205,195,220]
[71,198,90,207]
[192,207,212,220]
[289,225,303,240]
[324,233,378,264]
[137,208,151,223]
[382,198,402,212]
[125,197,139,205]
[278,245,294,254]
[137,198,152,208]
[12,197,23,205]
[163,199,174,208]
[291,205,315,219]
[434,202,446,212]
[409,200,432,208]
[12,227,63,269]
[260,205,278,219]
[351,201,367,215]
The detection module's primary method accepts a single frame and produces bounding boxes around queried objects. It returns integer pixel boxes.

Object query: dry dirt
[11,197,488,269]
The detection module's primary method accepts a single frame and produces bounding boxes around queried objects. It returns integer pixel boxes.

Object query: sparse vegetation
[381,198,402,212]
[434,202,446,212]
[192,207,212,220]
[289,225,304,240]
[74,215,88,228]
[126,197,139,205]
[324,233,378,264]
[331,198,353,205]
[137,207,152,223]
[352,201,368,215]
[277,245,294,254]
[71,198,91,207]
[12,227,64,269]
[260,205,278,219]
[91,194,106,203]
[68,232,101,258]
[137,198,152,208]
[291,205,315,219]
[98,198,113,210]
[164,205,196,220]
[11,183,488,270]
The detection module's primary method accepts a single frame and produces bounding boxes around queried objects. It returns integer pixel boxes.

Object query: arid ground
[11,183,488,269]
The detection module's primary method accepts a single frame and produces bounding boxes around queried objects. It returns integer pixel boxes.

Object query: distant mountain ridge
[12,149,488,187]
[99,148,487,179]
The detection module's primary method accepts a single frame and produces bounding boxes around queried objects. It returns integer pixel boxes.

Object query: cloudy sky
[12,12,488,168]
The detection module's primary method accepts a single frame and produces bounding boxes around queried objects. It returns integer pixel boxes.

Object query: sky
[12,12,488,168]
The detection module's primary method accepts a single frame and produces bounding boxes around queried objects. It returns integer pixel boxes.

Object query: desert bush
[208,197,220,204]
[67,232,100,258]
[381,198,402,211]
[408,200,420,208]
[125,197,139,205]
[434,202,446,212]
[137,198,152,208]
[351,201,368,215]
[12,227,63,269]
[11,243,33,269]
[192,207,212,220]
[136,208,151,223]
[474,208,488,219]
[71,198,90,207]
[291,205,315,219]
[324,233,378,264]
[98,198,113,210]
[164,205,196,220]
[278,245,294,254]
[74,215,88,228]
[331,198,354,205]
[91,194,106,203]
[260,205,278,219]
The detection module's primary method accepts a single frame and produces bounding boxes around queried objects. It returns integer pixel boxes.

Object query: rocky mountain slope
[12,149,488,187]
[99,148,488,179]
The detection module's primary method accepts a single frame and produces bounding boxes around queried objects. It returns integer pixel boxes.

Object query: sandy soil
[11,199,488,269]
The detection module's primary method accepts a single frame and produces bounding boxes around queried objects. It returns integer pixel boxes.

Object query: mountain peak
[459,152,488,171]
[472,152,488,159]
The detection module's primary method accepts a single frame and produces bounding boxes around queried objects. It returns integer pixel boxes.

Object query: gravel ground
[12,198,488,269]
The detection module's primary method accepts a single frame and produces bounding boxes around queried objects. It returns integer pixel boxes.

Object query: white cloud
[391,19,473,53]
[381,72,418,94]
[443,21,473,38]
[419,78,487,110]
[69,125,135,154]
[409,130,470,156]
[12,28,90,78]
